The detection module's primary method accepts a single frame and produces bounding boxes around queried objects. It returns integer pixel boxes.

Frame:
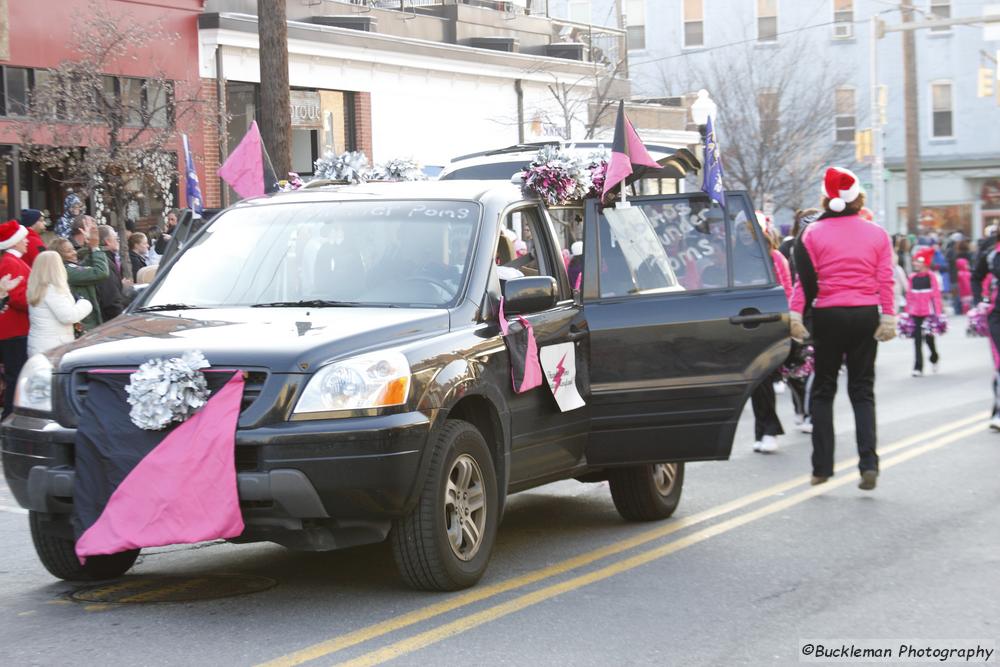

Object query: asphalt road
[1,328,998,666]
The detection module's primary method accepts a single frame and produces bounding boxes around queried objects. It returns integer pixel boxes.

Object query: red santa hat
[822,167,862,213]
[0,219,27,250]
[913,247,935,267]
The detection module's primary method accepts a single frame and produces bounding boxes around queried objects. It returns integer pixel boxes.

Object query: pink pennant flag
[75,374,246,561]
[602,101,661,197]
[218,120,272,198]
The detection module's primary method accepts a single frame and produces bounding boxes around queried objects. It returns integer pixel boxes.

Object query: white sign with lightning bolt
[539,343,586,412]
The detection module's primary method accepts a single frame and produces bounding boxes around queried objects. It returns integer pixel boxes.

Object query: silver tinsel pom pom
[125,351,211,430]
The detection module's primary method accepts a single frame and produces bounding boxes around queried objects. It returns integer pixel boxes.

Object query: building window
[758,89,779,136]
[757,0,778,43]
[929,0,951,32]
[835,86,856,142]
[0,66,33,116]
[931,80,953,138]
[833,0,853,39]
[683,0,704,48]
[627,0,645,50]
[567,0,589,24]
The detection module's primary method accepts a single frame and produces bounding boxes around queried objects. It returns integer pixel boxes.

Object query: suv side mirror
[502,276,558,315]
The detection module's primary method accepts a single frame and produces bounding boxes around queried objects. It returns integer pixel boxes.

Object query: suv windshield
[140,199,482,309]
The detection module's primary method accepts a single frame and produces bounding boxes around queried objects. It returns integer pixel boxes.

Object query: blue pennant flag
[182,134,204,216]
[701,115,726,209]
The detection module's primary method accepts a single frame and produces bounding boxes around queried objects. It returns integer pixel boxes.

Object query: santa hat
[913,247,935,267]
[0,219,28,250]
[822,167,862,213]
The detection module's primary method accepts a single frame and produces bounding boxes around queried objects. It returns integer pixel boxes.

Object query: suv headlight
[293,351,411,415]
[14,354,53,412]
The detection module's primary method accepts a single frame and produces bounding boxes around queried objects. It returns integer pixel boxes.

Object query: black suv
[2,179,789,590]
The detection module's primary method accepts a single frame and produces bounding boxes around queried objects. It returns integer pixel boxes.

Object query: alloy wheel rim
[652,463,678,496]
[444,453,487,561]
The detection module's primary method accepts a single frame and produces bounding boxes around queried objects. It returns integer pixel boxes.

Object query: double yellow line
[259,413,987,667]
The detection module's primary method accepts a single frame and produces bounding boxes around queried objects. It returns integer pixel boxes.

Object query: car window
[496,208,554,282]
[634,198,729,291]
[623,195,772,291]
[141,200,481,308]
[595,207,682,297]
[730,212,772,287]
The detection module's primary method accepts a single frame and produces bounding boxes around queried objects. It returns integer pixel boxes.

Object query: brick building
[0,0,207,221]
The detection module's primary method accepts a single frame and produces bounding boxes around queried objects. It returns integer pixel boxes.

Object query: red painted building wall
[0,0,210,213]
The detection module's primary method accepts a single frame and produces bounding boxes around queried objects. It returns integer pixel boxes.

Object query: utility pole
[257,0,291,178]
[876,8,1000,234]
[900,2,921,236]
[869,17,885,230]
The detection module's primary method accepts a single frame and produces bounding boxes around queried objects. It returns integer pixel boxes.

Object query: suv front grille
[68,368,269,418]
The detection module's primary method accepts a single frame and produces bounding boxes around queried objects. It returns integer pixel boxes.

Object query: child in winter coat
[906,250,944,376]
[956,257,972,314]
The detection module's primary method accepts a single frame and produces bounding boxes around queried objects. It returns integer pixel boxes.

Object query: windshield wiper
[134,303,205,312]
[250,300,364,308]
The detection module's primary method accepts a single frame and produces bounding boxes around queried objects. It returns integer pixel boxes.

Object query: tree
[661,36,855,214]
[257,0,291,177]
[14,6,212,279]
[539,56,628,141]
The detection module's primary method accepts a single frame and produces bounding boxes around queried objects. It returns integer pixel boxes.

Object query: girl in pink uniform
[789,167,896,491]
[905,249,943,376]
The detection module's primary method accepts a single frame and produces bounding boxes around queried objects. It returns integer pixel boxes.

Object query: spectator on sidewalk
[18,209,49,268]
[128,232,149,278]
[27,251,93,356]
[0,220,32,417]
[49,229,109,332]
[95,225,134,321]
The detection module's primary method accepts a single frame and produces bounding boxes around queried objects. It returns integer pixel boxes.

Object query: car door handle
[729,312,782,326]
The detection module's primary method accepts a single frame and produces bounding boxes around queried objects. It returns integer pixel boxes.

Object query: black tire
[391,419,498,591]
[608,462,685,522]
[29,511,139,581]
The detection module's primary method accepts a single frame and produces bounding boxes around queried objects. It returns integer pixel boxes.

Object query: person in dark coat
[18,209,48,268]
[94,225,134,321]
[128,232,149,278]
[153,209,180,256]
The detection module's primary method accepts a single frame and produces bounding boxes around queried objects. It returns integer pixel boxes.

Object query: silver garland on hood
[125,351,211,430]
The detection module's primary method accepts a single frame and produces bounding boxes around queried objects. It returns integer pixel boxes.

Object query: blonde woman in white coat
[27,251,93,356]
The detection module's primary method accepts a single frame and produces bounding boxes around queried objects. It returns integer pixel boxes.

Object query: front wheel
[29,511,139,581]
[391,419,498,591]
[607,462,685,522]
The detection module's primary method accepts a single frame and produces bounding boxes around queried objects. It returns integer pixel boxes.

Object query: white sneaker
[753,440,763,452]
[911,370,923,377]
[759,435,778,453]
[932,362,940,374]
[990,416,1000,432]
[773,381,786,395]
[793,414,805,426]
[798,419,813,434]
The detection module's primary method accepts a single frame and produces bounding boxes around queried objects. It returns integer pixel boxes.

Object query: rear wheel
[29,511,139,581]
[608,462,684,522]
[391,419,498,591]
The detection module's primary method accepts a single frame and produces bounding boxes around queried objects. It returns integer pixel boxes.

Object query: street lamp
[690,89,717,166]
[690,89,717,132]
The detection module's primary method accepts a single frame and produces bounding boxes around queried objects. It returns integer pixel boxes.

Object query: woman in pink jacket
[906,249,943,376]
[790,167,896,491]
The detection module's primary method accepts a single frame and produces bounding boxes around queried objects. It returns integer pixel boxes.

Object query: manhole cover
[71,574,276,604]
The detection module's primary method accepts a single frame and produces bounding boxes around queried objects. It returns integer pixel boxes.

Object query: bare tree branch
[12,4,218,279]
